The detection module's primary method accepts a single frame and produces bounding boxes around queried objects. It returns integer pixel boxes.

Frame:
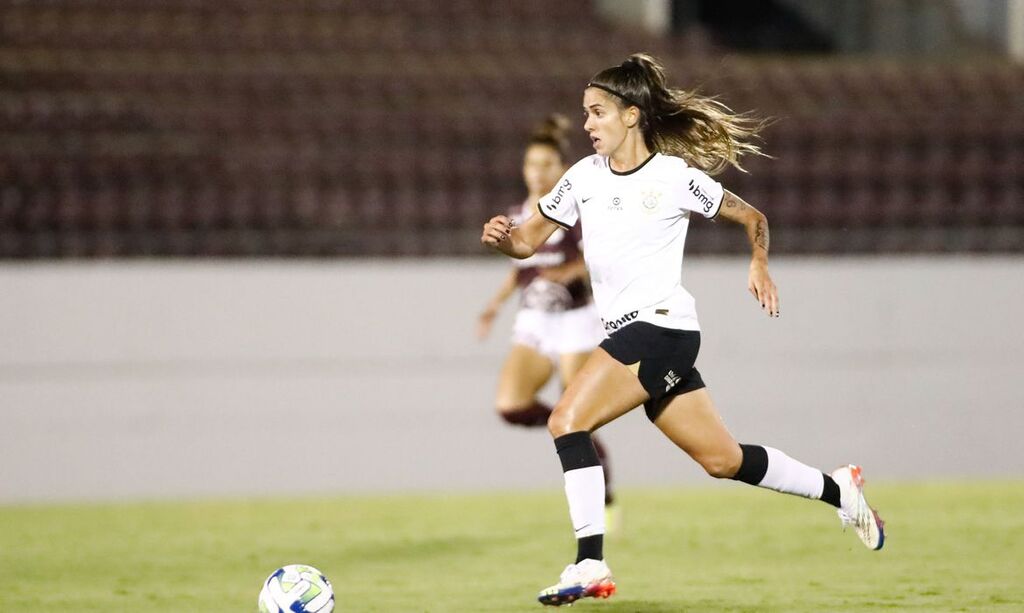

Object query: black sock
[554,431,600,472]
[576,534,603,563]
[821,473,841,508]
[731,444,769,485]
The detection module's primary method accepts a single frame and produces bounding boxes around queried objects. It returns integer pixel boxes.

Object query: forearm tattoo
[754,219,769,252]
[723,192,745,210]
[723,191,769,253]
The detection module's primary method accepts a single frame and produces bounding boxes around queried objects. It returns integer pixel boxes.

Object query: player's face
[583,88,631,156]
[522,144,564,195]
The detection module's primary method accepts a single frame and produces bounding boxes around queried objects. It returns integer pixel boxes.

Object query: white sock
[563,466,605,538]
[759,446,825,499]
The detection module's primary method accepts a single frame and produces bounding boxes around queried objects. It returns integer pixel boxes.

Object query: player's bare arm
[481,204,560,259]
[477,267,519,340]
[716,189,779,317]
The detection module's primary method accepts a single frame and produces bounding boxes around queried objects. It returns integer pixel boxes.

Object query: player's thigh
[652,388,741,475]
[557,350,592,388]
[552,304,605,388]
[495,343,554,409]
[549,348,648,435]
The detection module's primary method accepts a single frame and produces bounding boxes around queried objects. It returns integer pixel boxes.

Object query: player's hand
[748,260,779,317]
[481,215,514,247]
[477,306,498,340]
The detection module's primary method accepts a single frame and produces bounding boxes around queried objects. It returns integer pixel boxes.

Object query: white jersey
[537,152,724,332]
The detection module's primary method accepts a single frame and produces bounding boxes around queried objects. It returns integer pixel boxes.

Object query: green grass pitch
[1,482,1022,611]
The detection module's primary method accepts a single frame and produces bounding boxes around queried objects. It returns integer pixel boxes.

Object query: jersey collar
[609,151,658,176]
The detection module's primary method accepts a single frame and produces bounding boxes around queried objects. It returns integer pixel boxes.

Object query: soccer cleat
[537,559,616,607]
[831,464,886,550]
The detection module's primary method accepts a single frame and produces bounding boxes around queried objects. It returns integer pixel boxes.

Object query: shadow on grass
[598,600,763,613]
[598,601,683,613]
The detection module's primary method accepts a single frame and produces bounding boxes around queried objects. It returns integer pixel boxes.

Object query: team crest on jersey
[641,191,662,214]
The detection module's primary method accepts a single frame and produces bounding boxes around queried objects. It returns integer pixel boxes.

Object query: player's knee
[700,453,742,479]
[546,406,577,438]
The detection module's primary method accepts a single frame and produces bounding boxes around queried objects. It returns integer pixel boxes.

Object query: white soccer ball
[258,564,335,613]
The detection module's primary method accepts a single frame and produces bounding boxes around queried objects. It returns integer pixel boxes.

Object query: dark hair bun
[532,113,571,141]
[528,114,571,161]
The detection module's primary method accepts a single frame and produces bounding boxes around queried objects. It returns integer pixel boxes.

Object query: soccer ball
[258,564,335,613]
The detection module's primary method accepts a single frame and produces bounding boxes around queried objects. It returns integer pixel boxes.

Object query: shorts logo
[608,196,623,212]
[687,179,715,213]
[603,310,638,332]
[664,369,681,392]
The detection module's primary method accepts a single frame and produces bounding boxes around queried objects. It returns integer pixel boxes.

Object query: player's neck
[608,137,652,174]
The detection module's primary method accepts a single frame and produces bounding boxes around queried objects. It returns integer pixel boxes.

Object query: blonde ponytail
[588,53,769,175]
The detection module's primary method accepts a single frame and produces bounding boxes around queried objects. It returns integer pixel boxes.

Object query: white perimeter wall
[1,257,1022,502]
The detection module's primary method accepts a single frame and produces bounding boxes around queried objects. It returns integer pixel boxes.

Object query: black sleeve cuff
[708,193,725,220]
[538,204,572,230]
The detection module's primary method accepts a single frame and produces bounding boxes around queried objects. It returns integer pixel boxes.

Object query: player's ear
[624,105,640,129]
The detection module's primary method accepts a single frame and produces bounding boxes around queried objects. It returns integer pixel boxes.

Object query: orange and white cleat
[831,464,886,550]
[537,559,616,607]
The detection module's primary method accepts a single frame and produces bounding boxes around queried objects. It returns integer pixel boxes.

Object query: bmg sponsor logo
[545,179,572,211]
[687,179,714,213]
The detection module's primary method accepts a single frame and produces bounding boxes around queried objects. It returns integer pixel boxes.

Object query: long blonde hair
[588,53,768,175]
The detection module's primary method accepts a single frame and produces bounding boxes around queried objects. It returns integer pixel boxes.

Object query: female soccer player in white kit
[481,54,885,607]
[478,115,617,510]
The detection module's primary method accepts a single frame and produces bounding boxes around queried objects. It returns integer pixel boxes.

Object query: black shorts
[598,321,705,422]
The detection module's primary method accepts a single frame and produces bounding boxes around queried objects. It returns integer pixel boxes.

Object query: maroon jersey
[510,201,591,312]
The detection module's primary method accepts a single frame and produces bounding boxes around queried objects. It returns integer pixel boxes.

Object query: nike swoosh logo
[581,197,591,203]
[574,523,592,533]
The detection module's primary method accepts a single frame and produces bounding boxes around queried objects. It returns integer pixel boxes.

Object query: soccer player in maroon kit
[478,115,617,511]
